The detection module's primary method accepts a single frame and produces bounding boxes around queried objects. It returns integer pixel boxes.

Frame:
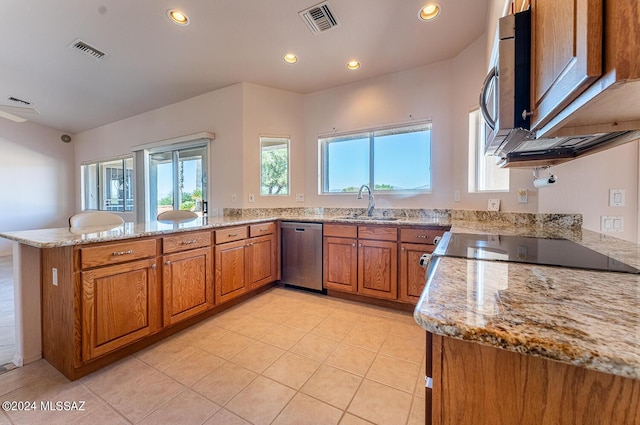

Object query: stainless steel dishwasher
[280,222,323,291]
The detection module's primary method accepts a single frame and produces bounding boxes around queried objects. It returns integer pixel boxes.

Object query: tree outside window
[260,136,289,195]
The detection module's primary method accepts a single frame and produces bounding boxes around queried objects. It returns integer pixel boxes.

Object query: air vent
[7,96,31,106]
[68,39,107,61]
[299,1,340,34]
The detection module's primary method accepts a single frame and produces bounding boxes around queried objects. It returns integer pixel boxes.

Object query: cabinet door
[323,236,357,292]
[248,233,277,289]
[358,239,398,300]
[162,247,213,326]
[81,258,157,361]
[215,239,248,304]
[399,243,434,303]
[530,0,602,130]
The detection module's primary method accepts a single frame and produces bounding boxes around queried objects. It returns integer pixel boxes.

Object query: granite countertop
[413,225,640,380]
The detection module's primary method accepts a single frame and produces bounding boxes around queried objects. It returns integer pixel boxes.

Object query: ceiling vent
[299,1,340,34]
[68,39,108,61]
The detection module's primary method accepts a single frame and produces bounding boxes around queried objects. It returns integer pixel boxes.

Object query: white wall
[0,120,75,255]
[538,141,639,242]
[73,83,244,215]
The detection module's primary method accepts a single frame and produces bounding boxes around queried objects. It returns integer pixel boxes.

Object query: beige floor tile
[339,413,375,425]
[251,306,292,324]
[230,340,284,373]
[408,396,426,425]
[325,343,376,376]
[290,333,340,362]
[135,335,199,370]
[162,348,226,387]
[311,318,352,341]
[226,376,295,425]
[355,315,395,333]
[211,312,252,331]
[300,364,362,410]
[263,351,320,389]
[379,334,425,364]
[272,392,342,425]
[348,379,412,425]
[0,359,69,398]
[283,312,325,332]
[90,370,185,422]
[173,322,229,348]
[387,321,427,342]
[366,354,421,393]
[258,324,306,350]
[0,412,11,425]
[203,408,251,425]
[137,389,220,425]
[200,331,253,359]
[343,326,388,351]
[414,360,426,398]
[82,357,157,397]
[191,362,257,406]
[231,318,278,339]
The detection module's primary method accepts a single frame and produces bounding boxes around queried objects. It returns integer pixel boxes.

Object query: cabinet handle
[228,233,238,237]
[401,247,405,252]
[112,249,133,256]
[425,376,433,389]
[165,260,171,266]
[151,264,156,270]
[416,235,429,239]
[358,243,362,247]
[259,228,268,232]
[181,239,197,245]
[352,243,356,247]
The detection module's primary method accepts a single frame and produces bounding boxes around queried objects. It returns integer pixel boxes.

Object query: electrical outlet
[517,189,528,203]
[52,268,58,286]
[454,191,460,202]
[296,194,304,202]
[487,199,500,211]
[248,194,255,203]
[231,194,237,203]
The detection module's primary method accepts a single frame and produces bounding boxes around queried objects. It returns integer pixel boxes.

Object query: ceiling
[1,0,489,134]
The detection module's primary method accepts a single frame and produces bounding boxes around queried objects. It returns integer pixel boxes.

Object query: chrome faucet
[357,184,375,216]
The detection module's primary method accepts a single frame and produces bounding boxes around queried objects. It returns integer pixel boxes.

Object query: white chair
[157,210,198,223]
[69,211,124,227]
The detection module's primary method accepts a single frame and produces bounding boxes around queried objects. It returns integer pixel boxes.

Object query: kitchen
[1,0,639,424]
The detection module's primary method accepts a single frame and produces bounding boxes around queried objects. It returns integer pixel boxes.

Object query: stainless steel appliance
[281,222,323,291]
[479,10,640,168]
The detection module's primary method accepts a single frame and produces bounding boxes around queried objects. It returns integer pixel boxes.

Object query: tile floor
[0,286,427,425]
[0,255,15,367]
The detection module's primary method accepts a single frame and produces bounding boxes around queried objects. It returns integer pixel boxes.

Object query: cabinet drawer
[250,221,275,237]
[400,228,445,245]
[324,224,357,238]
[80,239,157,269]
[358,226,397,241]
[215,226,248,244]
[162,231,212,254]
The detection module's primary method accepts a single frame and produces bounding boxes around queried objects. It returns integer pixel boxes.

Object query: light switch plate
[601,215,624,232]
[517,189,528,203]
[248,194,255,203]
[295,194,304,202]
[487,199,501,211]
[609,189,625,207]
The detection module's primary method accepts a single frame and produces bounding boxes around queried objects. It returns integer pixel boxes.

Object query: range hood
[490,127,640,168]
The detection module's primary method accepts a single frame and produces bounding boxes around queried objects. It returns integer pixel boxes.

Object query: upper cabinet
[529,0,602,131]
[530,0,640,137]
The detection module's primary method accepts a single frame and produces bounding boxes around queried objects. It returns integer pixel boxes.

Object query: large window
[468,108,509,192]
[149,145,207,219]
[82,157,134,211]
[320,123,431,193]
[260,136,289,195]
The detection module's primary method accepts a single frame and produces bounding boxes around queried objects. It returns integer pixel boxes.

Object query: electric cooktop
[434,232,640,274]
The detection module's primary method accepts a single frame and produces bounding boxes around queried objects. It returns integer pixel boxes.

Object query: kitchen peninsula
[1,208,639,425]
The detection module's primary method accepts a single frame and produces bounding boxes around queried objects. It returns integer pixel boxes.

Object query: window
[149,145,207,219]
[82,157,134,211]
[320,123,431,193]
[260,136,289,195]
[468,108,509,192]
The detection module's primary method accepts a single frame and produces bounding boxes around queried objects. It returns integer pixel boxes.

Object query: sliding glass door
[149,145,207,220]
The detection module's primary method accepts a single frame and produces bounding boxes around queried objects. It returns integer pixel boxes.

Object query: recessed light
[283,53,298,64]
[419,3,440,21]
[346,60,360,70]
[167,9,189,26]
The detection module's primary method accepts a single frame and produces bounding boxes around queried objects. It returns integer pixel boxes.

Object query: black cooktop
[436,232,640,274]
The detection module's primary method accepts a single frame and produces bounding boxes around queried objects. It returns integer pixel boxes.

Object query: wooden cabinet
[161,231,213,327]
[426,332,640,425]
[214,222,278,304]
[399,228,444,303]
[530,0,603,131]
[79,239,159,362]
[323,224,398,301]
